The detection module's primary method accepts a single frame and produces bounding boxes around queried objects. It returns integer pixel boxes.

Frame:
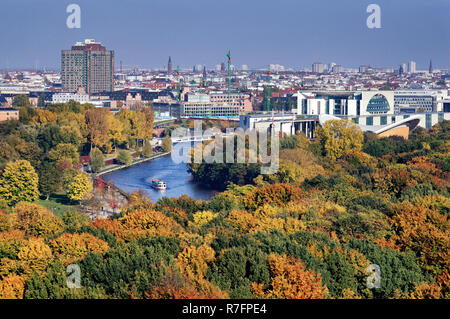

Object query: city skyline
[0,0,449,70]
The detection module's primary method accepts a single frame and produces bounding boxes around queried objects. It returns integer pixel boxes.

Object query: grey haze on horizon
[0,0,449,71]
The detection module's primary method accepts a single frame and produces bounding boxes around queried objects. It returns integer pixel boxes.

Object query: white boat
[151,179,167,190]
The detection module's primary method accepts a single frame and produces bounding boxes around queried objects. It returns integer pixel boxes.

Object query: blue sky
[1,0,449,70]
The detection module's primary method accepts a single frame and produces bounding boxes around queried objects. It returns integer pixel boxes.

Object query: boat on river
[151,179,167,190]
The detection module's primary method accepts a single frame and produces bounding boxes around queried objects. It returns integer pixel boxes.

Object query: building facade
[394,90,448,114]
[0,108,19,122]
[61,39,114,94]
[52,92,90,104]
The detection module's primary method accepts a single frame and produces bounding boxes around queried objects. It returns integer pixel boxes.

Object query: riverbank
[97,151,170,176]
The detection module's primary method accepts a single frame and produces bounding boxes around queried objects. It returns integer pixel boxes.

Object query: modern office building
[295,91,395,117]
[394,90,449,114]
[332,65,344,73]
[294,90,449,131]
[359,65,369,73]
[61,39,114,94]
[182,103,239,117]
[184,92,252,114]
[408,61,416,73]
[312,62,326,73]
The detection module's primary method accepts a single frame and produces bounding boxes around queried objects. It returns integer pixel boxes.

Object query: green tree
[0,160,40,205]
[89,148,105,173]
[37,124,64,153]
[12,95,30,107]
[161,135,172,152]
[48,143,79,167]
[316,119,363,161]
[116,150,132,166]
[37,93,45,107]
[142,141,153,158]
[38,161,62,200]
[18,106,37,124]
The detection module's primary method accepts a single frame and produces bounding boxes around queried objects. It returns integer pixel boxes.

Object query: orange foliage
[390,202,449,277]
[0,229,26,260]
[253,254,328,299]
[93,208,181,242]
[0,273,26,299]
[409,282,441,299]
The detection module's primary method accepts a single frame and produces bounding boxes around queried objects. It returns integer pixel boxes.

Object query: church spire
[168,56,173,74]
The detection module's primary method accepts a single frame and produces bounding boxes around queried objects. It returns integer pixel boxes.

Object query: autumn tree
[117,109,139,146]
[17,238,53,275]
[12,202,64,237]
[49,233,109,265]
[106,113,125,152]
[85,108,110,150]
[176,244,228,298]
[316,119,363,161]
[252,253,328,299]
[136,106,154,145]
[0,160,40,206]
[0,273,26,299]
[32,109,58,125]
[66,173,93,202]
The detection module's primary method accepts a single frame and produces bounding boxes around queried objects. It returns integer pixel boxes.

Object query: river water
[103,142,216,202]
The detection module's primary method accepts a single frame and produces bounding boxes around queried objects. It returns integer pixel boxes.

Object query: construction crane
[174,66,181,102]
[227,51,231,106]
[266,69,271,112]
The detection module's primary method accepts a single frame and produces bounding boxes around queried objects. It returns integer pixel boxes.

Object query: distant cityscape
[1,38,449,133]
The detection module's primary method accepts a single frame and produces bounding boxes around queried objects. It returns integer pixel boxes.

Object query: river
[103,142,216,202]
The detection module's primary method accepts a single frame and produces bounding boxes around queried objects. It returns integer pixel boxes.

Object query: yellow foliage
[176,244,228,298]
[190,211,218,228]
[67,173,93,202]
[49,233,109,266]
[254,204,277,218]
[17,238,53,275]
[12,202,63,237]
[316,119,363,161]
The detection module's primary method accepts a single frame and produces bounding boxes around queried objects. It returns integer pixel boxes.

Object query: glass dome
[367,94,390,114]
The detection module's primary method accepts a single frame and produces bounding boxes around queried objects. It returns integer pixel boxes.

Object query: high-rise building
[168,56,172,74]
[61,39,114,94]
[359,65,369,73]
[220,62,225,72]
[401,63,407,75]
[429,59,433,74]
[408,61,416,73]
[332,65,344,73]
[312,62,326,73]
